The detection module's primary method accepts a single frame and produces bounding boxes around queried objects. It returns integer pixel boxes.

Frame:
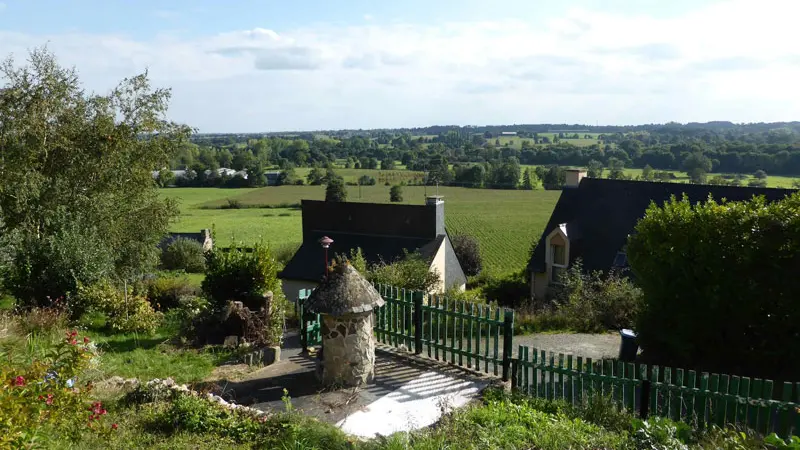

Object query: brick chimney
[565,169,587,188]
[425,196,446,236]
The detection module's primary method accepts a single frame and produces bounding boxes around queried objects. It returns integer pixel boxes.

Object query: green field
[493,133,602,149]
[518,165,800,189]
[294,167,425,185]
[164,186,561,276]
[617,168,798,188]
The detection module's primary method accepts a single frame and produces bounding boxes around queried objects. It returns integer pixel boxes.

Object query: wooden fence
[371,284,515,380]
[296,285,800,438]
[296,289,321,348]
[512,346,800,439]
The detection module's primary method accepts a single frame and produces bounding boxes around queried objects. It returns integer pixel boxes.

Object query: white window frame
[545,224,570,285]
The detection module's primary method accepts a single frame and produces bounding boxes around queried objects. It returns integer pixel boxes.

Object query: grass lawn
[164,186,561,276]
[92,326,229,384]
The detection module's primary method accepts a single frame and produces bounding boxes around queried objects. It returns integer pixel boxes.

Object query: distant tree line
[170,122,800,190]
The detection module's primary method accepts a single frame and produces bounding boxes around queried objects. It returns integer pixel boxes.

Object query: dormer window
[550,243,567,282]
[545,223,570,284]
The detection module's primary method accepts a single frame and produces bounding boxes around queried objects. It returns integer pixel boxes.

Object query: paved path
[215,332,491,439]
[211,331,619,439]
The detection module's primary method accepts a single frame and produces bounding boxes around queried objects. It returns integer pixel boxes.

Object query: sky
[0,0,798,133]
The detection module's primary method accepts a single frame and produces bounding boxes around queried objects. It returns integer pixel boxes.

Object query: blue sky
[1,0,797,132]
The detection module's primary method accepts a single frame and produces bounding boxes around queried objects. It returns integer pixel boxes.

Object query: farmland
[294,167,425,185]
[490,133,603,149]
[163,186,562,276]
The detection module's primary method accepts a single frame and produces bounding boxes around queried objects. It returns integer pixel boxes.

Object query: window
[551,244,566,266]
[549,243,568,283]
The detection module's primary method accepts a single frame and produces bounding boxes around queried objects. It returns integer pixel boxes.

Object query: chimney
[425,196,446,236]
[565,169,587,188]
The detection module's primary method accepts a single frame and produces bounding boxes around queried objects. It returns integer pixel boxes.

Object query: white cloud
[1,0,799,132]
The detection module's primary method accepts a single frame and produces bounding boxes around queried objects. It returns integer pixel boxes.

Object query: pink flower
[46,394,54,405]
[69,339,77,345]
[14,376,25,386]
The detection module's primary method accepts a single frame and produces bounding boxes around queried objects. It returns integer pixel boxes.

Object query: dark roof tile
[529,178,796,273]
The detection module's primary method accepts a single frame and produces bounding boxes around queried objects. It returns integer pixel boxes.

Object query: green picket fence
[372,284,515,380]
[512,346,800,439]
[373,285,416,350]
[422,293,513,377]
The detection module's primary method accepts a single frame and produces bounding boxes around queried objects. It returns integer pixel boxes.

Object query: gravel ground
[512,333,621,360]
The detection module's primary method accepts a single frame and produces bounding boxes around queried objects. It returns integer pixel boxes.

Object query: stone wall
[318,313,375,387]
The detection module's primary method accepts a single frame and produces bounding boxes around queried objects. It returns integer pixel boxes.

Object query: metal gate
[296,289,321,350]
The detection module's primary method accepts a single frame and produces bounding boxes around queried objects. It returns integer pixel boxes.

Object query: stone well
[304,263,384,387]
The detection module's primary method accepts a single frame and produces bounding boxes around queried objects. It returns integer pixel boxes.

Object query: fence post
[298,291,308,353]
[511,358,519,392]
[640,380,652,419]
[413,291,424,355]
[502,309,514,382]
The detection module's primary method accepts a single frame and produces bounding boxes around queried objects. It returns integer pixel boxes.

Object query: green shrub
[389,185,403,202]
[6,224,115,308]
[325,174,347,202]
[333,247,368,274]
[551,259,641,333]
[274,242,301,267]
[514,309,574,334]
[631,417,691,450]
[152,394,262,442]
[451,234,483,277]
[369,250,441,292]
[478,270,530,308]
[0,331,112,448]
[161,238,205,273]
[202,243,283,311]
[442,286,486,304]
[627,193,800,379]
[74,280,162,333]
[144,274,200,310]
[405,392,628,449]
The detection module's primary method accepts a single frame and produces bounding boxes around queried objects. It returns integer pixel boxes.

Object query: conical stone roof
[304,263,385,315]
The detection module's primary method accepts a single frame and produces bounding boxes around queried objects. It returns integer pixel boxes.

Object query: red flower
[70,330,78,337]
[111,423,118,430]
[14,376,25,386]
[69,339,77,345]
[84,336,90,344]
[46,394,54,405]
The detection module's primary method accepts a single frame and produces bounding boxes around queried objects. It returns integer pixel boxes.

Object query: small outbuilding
[303,263,385,387]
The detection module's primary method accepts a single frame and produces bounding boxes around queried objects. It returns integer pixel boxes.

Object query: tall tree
[0,48,191,305]
[325,172,347,202]
[587,160,604,178]
[521,168,534,190]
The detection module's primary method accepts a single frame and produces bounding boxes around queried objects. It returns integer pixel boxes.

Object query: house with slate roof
[279,196,467,301]
[528,169,796,300]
